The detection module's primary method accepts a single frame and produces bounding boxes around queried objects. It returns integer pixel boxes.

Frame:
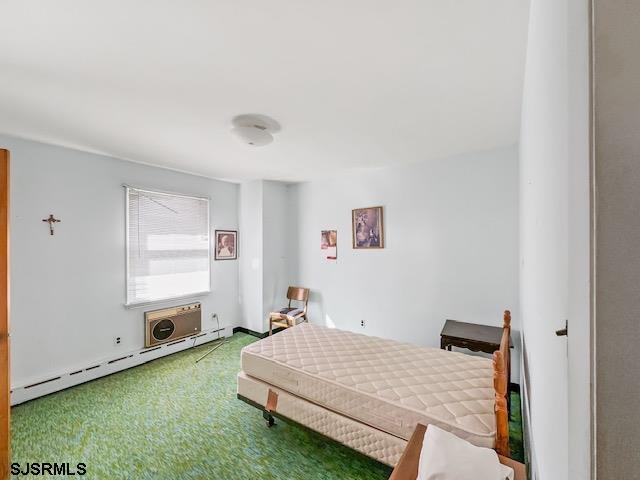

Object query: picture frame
[214,230,238,260]
[321,230,337,260]
[352,206,384,249]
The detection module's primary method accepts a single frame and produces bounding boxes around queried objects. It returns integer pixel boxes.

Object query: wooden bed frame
[238,309,514,461]
[389,312,516,477]
[493,310,511,457]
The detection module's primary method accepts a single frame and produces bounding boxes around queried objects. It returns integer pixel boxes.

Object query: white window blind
[126,187,210,306]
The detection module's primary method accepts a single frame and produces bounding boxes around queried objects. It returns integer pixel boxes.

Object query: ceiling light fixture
[230,114,280,147]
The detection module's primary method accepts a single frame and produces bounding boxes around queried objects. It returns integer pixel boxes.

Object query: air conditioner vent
[153,319,175,341]
[144,303,202,347]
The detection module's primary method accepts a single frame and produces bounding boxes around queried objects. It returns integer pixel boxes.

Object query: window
[126,187,210,306]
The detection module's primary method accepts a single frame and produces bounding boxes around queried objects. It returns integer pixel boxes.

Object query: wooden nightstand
[389,424,526,480]
[440,319,515,411]
[440,319,513,353]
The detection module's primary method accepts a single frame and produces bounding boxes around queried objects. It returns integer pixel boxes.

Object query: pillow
[417,425,514,480]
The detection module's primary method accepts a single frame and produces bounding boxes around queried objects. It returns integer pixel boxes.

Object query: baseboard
[11,326,230,406]
[232,326,284,338]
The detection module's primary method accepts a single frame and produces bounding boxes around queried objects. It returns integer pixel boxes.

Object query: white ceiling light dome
[231,125,272,146]
[231,114,281,147]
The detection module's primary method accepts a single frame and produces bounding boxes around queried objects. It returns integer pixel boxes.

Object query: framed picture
[321,230,337,260]
[352,206,384,249]
[214,230,238,260]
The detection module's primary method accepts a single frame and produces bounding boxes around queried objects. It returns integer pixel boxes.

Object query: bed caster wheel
[263,411,275,428]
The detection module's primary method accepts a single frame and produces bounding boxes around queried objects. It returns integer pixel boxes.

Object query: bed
[236,311,511,467]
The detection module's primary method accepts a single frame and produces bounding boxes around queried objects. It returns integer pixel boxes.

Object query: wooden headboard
[493,310,511,457]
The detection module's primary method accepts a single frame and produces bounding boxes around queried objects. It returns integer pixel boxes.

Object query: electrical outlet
[360,320,366,328]
[115,336,121,345]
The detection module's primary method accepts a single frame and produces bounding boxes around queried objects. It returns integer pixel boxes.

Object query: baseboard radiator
[11,326,229,405]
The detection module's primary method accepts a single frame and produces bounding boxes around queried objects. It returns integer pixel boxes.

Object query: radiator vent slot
[140,346,161,355]
[24,376,61,389]
[108,355,134,365]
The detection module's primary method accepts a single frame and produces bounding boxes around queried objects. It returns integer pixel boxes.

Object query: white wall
[288,147,520,379]
[519,0,591,478]
[238,179,291,333]
[2,134,240,388]
[262,181,292,324]
[239,180,264,333]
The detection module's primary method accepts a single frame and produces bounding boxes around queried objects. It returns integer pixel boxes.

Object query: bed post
[493,309,511,457]
[493,350,510,457]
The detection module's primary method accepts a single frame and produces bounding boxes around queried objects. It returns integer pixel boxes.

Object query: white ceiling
[0,1,530,182]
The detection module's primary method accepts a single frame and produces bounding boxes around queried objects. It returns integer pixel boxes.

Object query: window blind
[126,187,210,306]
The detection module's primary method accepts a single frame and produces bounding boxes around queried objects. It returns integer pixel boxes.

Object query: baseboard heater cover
[139,346,162,355]
[11,327,232,405]
[108,355,134,364]
[24,376,62,390]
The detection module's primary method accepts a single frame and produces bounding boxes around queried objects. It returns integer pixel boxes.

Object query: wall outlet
[115,336,121,345]
[360,320,366,328]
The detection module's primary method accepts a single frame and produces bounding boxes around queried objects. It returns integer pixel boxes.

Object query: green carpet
[11,333,523,479]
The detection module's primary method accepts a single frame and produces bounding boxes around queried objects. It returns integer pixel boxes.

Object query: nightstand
[440,319,514,412]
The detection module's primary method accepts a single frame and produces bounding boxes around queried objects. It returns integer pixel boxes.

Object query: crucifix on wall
[42,214,61,235]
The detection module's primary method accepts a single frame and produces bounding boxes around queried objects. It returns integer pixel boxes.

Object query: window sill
[124,291,211,310]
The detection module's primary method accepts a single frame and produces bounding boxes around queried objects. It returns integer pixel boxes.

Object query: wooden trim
[493,310,511,457]
[232,326,284,339]
[0,149,9,479]
[388,423,426,480]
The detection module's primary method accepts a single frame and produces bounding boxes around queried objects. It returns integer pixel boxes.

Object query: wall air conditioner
[144,303,202,348]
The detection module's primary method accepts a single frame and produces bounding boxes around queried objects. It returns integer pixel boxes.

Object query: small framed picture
[352,206,384,249]
[214,230,238,260]
[321,230,337,260]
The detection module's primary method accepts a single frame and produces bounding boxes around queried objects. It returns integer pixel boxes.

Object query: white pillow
[417,425,514,480]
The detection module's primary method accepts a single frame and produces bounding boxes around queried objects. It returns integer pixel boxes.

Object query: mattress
[240,323,496,447]
[237,372,407,466]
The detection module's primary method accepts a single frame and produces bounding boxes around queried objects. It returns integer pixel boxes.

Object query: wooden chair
[268,287,310,336]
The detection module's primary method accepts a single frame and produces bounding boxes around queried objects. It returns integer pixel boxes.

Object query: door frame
[0,149,10,479]
[566,0,594,478]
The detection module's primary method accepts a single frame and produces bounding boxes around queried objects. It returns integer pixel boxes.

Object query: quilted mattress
[240,323,496,447]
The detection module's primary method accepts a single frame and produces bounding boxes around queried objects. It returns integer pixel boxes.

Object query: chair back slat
[287,287,309,302]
